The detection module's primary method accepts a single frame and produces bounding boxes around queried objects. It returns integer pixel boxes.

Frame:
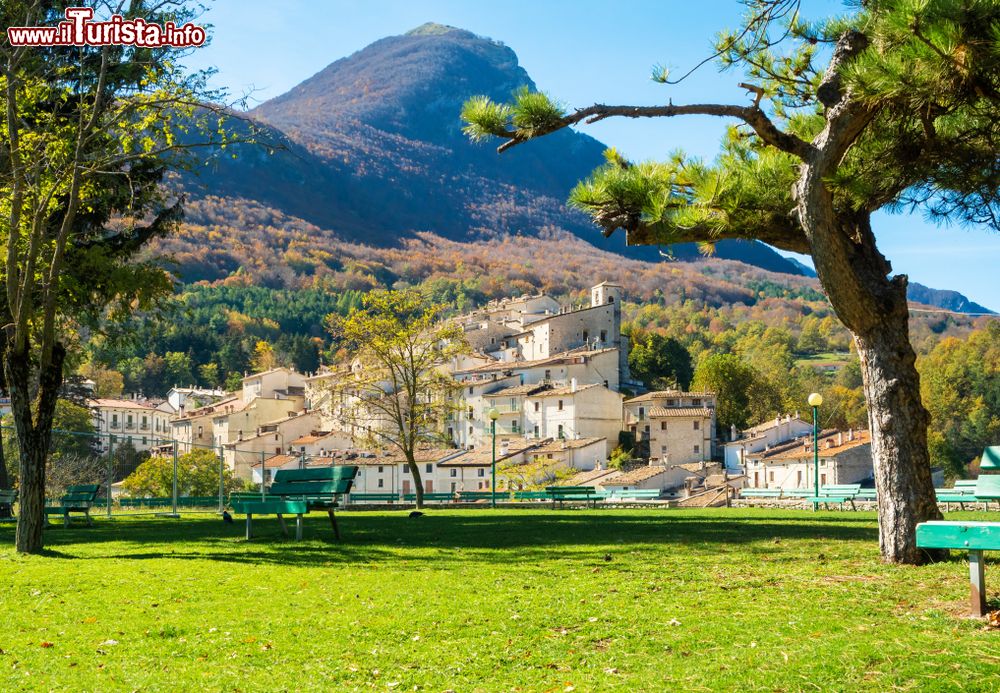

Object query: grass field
[1,508,997,691]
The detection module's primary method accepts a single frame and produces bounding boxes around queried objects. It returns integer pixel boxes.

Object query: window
[534,402,540,412]
[450,469,457,478]
[425,463,433,474]
[141,416,148,430]
[582,330,589,342]
[512,421,519,433]
[694,444,700,454]
[477,469,485,477]
[667,399,677,407]
[451,482,456,492]
[468,386,474,395]
[378,466,384,473]
[533,425,540,438]
[377,478,384,488]
[661,445,667,454]
[275,447,280,454]
[644,425,650,434]
[468,426,473,435]
[447,427,454,438]
[638,407,645,420]
[769,471,774,482]
[797,471,803,485]
[660,421,667,431]
[692,398,702,406]
[693,421,700,431]
[821,474,827,484]
[557,424,565,439]
[403,466,409,474]
[558,400,564,411]
[126,415,134,430]
[468,407,474,419]
[608,296,614,303]
[142,437,147,446]
[544,369,551,379]
[600,330,607,342]
[111,414,119,429]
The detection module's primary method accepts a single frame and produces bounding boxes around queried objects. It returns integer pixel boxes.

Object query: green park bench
[458,490,509,502]
[805,484,862,510]
[0,489,16,522]
[401,492,455,502]
[44,484,101,527]
[917,521,1000,617]
[606,489,661,501]
[348,493,399,504]
[512,490,549,501]
[855,488,878,501]
[546,485,601,509]
[936,481,980,509]
[231,466,358,541]
[740,488,784,499]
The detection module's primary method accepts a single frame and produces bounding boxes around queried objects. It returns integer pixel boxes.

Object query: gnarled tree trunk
[5,343,66,553]
[407,457,425,509]
[798,165,942,562]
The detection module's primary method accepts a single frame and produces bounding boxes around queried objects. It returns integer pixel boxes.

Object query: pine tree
[463,0,1000,563]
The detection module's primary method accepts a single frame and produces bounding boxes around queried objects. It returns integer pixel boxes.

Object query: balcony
[485,404,520,415]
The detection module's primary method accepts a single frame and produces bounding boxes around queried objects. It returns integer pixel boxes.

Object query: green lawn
[1,508,997,691]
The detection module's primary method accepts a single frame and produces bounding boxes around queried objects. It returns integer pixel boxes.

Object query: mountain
[176,23,803,276]
[906,282,994,315]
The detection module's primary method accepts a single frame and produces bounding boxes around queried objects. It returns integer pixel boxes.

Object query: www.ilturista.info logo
[7,7,206,47]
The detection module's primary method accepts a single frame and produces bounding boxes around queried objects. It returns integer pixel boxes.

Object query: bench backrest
[974,475,1000,499]
[62,484,101,503]
[271,466,359,497]
[547,486,596,494]
[820,484,861,496]
[953,480,979,490]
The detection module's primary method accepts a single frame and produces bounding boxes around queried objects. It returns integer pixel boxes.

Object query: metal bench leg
[277,513,289,537]
[245,513,253,540]
[296,514,303,541]
[328,509,340,541]
[970,550,987,617]
[64,511,70,528]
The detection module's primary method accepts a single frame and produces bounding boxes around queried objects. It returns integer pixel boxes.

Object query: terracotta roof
[254,454,300,470]
[439,439,549,467]
[488,383,550,397]
[530,437,607,454]
[604,465,668,485]
[453,348,618,375]
[90,398,157,411]
[648,407,714,418]
[624,390,715,404]
[290,431,338,445]
[529,383,605,398]
[564,468,622,486]
[753,430,872,462]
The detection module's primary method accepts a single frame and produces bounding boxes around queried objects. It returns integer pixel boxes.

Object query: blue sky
[186,0,1000,310]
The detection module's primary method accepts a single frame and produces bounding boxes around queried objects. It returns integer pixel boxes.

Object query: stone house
[743,429,873,491]
[722,414,813,471]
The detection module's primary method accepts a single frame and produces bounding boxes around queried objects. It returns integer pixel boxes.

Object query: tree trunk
[854,299,944,563]
[408,457,424,509]
[799,192,942,563]
[5,343,66,554]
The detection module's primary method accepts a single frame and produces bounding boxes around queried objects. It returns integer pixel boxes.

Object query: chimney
[570,378,577,393]
[837,431,843,446]
[730,424,737,441]
[848,428,854,442]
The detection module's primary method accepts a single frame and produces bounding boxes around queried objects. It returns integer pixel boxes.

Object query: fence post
[106,434,114,519]
[171,441,179,516]
[260,450,266,500]
[218,444,225,514]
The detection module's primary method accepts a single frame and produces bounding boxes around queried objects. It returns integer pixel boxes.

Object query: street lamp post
[808,392,823,505]
[488,408,500,508]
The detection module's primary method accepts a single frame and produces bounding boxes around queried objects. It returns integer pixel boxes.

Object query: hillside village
[83,283,878,502]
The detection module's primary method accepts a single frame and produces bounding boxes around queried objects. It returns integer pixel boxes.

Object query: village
[80,282,887,504]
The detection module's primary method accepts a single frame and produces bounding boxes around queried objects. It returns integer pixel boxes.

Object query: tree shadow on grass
[0,509,885,568]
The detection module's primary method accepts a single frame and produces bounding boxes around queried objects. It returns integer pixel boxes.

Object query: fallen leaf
[40,641,54,648]
[82,617,97,624]
[604,668,619,675]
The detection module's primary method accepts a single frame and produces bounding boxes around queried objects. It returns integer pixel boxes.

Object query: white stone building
[90,398,173,453]
[743,429,873,491]
[624,390,718,462]
[722,414,814,471]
